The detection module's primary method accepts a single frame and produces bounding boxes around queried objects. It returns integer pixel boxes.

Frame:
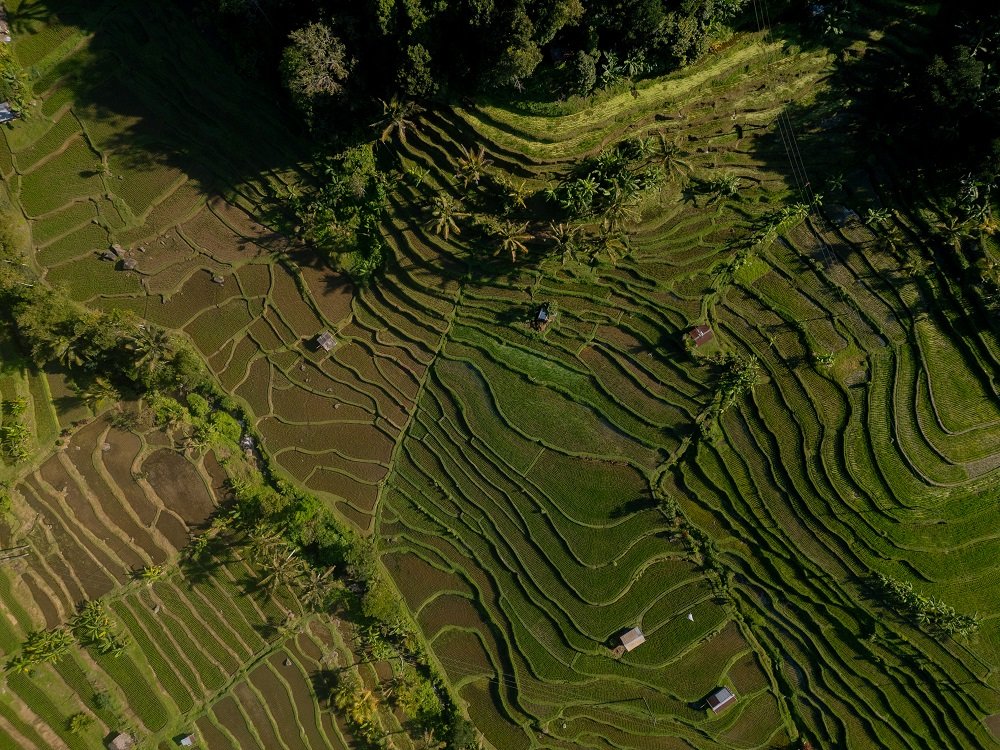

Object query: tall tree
[281,22,353,119]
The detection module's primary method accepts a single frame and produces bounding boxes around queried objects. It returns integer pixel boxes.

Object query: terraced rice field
[1,0,999,748]
[0,415,397,749]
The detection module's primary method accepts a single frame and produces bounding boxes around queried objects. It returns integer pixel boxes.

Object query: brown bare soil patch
[308,468,379,511]
[267,649,332,750]
[247,661,300,747]
[142,449,216,522]
[39,449,144,572]
[258,418,395,463]
[311,451,389,483]
[144,266,226,328]
[194,715,234,749]
[21,477,118,601]
[270,265,325,338]
[299,264,354,325]
[180,206,265,264]
[245,317,286,353]
[269,380,375,423]
[235,358,273,417]
[68,424,165,559]
[337,343,416,404]
[233,680,283,749]
[210,694,261,749]
[21,573,62,627]
[336,502,371,530]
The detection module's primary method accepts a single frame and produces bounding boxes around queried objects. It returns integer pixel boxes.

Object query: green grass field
[0,0,998,748]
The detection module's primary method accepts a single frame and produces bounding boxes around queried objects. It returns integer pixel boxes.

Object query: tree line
[209,0,750,128]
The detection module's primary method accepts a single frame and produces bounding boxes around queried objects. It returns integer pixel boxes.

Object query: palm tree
[425,194,467,241]
[494,221,531,262]
[129,325,173,377]
[657,132,688,180]
[710,172,741,200]
[52,333,86,369]
[75,377,120,412]
[601,190,641,233]
[6,653,33,675]
[299,566,337,612]
[495,174,530,210]
[591,227,629,265]
[542,222,585,265]
[455,144,492,188]
[245,523,284,567]
[135,564,163,584]
[864,207,892,228]
[258,546,304,595]
[375,97,422,144]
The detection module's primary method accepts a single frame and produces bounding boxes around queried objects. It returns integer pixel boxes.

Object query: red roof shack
[688,324,714,347]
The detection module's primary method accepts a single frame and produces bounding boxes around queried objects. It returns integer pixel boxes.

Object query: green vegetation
[0,1,997,750]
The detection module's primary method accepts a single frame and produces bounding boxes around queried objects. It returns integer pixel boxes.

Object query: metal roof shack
[688,324,714,347]
[106,733,136,750]
[316,330,336,352]
[178,734,197,747]
[0,102,17,124]
[619,627,645,652]
[121,258,138,271]
[705,686,736,713]
[533,303,553,330]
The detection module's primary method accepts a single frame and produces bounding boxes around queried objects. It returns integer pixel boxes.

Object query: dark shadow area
[33,0,312,224]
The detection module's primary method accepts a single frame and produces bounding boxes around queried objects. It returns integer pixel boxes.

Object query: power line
[749,0,839,266]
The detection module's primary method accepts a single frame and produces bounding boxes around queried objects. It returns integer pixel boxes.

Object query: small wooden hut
[619,627,645,652]
[316,330,336,352]
[688,324,714,347]
[106,733,136,750]
[705,686,736,714]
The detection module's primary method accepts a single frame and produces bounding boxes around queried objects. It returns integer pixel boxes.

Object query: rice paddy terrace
[1,0,999,748]
[0,408,398,750]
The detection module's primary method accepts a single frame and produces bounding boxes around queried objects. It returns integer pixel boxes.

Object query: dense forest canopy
[857,0,999,190]
[214,0,750,121]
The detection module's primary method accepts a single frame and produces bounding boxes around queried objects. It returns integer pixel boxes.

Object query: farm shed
[0,102,16,123]
[122,258,138,271]
[619,627,645,652]
[316,330,336,351]
[688,324,714,346]
[107,733,136,750]
[534,303,553,330]
[178,734,196,747]
[705,686,736,713]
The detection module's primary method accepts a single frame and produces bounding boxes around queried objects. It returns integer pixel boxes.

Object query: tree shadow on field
[739,7,927,251]
[34,0,310,216]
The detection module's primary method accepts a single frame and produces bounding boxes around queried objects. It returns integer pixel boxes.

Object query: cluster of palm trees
[246,523,339,611]
[6,598,133,675]
[870,573,980,638]
[545,138,664,226]
[331,668,382,743]
[70,600,128,657]
[420,133,688,267]
[6,626,76,675]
